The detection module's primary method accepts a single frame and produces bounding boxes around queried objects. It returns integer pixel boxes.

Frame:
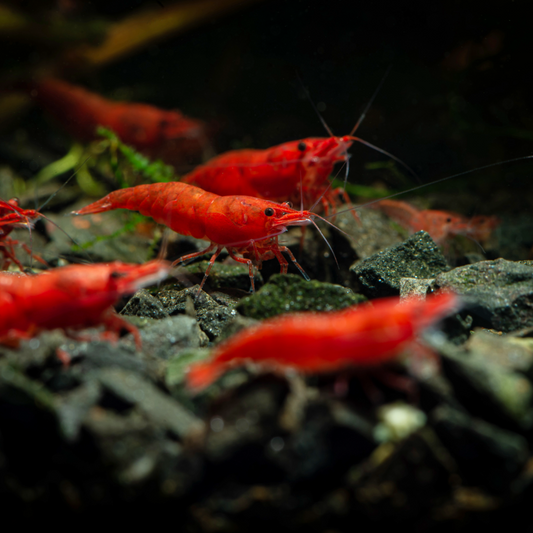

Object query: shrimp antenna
[349,64,392,136]
[298,69,418,188]
[346,66,419,184]
[299,167,304,212]
[347,135,419,181]
[345,153,351,188]
[158,227,172,261]
[307,210,357,271]
[310,171,337,213]
[37,156,92,212]
[461,233,486,254]
[40,214,92,261]
[296,72,335,137]
[310,159,351,214]
[310,218,339,268]
[32,155,94,264]
[329,154,533,219]
[311,212,353,240]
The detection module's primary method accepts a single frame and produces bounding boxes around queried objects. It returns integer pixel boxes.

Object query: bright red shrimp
[71,181,333,293]
[17,78,208,165]
[182,135,413,216]
[182,137,354,211]
[182,70,415,216]
[185,291,459,391]
[371,199,499,245]
[0,260,170,348]
[0,198,47,270]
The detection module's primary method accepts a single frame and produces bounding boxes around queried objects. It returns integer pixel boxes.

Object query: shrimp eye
[110,271,125,279]
[297,141,307,151]
[446,217,452,222]
[264,207,275,217]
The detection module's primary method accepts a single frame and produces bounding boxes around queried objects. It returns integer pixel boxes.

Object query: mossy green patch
[237,273,366,320]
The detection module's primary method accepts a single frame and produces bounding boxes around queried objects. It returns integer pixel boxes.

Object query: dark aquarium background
[2,0,533,213]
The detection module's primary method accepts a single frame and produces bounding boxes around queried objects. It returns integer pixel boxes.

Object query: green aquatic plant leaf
[30,142,105,196]
[330,178,397,200]
[97,126,175,184]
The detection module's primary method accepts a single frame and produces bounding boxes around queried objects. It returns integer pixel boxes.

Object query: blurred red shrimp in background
[372,199,500,246]
[16,77,209,166]
[459,214,501,243]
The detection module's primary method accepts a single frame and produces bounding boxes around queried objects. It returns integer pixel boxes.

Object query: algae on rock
[237,273,366,320]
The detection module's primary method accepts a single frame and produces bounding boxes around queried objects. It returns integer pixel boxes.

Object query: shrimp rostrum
[72,182,338,293]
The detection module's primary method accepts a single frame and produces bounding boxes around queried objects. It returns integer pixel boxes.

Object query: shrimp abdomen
[72,182,218,240]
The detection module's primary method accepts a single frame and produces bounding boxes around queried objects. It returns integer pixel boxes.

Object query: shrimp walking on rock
[182,135,416,217]
[0,260,170,348]
[186,292,460,392]
[72,181,339,294]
